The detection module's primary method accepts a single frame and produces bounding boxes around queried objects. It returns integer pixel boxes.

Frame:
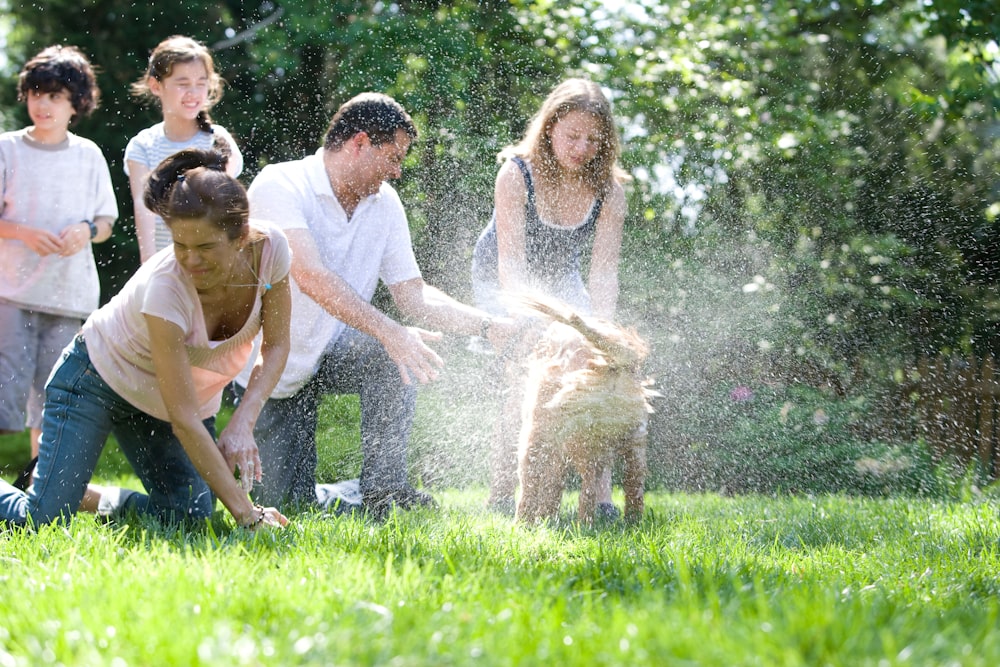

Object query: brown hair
[323,92,417,151]
[500,78,628,196]
[144,149,248,241]
[131,35,224,134]
[18,45,100,125]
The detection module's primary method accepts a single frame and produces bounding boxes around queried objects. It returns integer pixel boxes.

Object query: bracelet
[83,219,97,239]
[244,504,266,529]
[479,317,492,339]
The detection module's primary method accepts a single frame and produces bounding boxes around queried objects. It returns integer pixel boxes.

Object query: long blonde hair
[500,78,628,197]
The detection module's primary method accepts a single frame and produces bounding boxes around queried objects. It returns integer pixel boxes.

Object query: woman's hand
[241,504,289,530]
[217,419,262,493]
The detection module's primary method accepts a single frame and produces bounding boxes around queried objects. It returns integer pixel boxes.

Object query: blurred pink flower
[729,386,754,402]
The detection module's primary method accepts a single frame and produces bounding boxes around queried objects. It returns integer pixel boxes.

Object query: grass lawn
[2,345,998,665]
[1,464,998,665]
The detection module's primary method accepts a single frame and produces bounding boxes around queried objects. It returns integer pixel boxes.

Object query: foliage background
[0,0,997,493]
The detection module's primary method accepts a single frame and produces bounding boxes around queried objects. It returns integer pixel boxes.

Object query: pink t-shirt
[81,220,290,421]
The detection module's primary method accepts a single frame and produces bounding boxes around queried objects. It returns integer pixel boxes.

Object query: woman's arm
[127,160,159,263]
[494,159,530,292]
[217,275,291,486]
[145,313,283,527]
[587,180,627,319]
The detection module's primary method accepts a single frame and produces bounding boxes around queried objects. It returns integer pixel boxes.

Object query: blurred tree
[2,0,997,389]
[0,0,582,300]
[585,0,999,387]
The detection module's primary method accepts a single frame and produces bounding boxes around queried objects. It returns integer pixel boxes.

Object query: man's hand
[381,323,445,385]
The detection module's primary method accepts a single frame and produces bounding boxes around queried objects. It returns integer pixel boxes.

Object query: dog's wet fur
[511,295,658,524]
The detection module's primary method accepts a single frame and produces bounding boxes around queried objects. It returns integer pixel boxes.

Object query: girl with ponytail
[126,35,244,262]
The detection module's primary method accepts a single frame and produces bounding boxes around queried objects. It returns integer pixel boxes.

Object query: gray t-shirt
[0,129,118,318]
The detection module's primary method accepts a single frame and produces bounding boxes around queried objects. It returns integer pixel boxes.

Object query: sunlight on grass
[2,489,998,665]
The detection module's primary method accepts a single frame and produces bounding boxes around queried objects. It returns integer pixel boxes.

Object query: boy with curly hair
[0,45,118,461]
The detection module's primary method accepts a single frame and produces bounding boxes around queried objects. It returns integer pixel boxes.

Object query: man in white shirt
[236,93,514,516]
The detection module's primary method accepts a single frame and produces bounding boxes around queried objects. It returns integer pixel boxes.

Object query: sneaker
[363,486,437,518]
[316,480,364,516]
[595,502,621,522]
[12,456,37,491]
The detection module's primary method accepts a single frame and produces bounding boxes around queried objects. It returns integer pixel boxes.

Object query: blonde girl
[126,35,244,262]
[471,77,630,517]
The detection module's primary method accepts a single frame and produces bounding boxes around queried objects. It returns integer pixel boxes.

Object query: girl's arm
[216,275,291,486]
[145,312,284,527]
[587,180,627,319]
[127,160,159,263]
[494,159,530,293]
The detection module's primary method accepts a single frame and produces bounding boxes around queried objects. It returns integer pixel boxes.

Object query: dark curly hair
[17,45,100,125]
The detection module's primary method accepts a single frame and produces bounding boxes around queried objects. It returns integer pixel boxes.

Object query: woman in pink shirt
[0,149,291,531]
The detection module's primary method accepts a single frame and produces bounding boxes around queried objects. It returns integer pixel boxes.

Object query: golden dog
[512,295,658,524]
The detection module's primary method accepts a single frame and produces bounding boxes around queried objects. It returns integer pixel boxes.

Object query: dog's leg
[516,435,563,523]
[537,449,567,520]
[574,450,602,525]
[621,431,647,521]
[487,369,524,510]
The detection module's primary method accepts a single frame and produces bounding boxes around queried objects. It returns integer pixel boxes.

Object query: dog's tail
[506,292,648,370]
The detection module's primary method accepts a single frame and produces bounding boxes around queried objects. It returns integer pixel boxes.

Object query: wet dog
[512,295,658,524]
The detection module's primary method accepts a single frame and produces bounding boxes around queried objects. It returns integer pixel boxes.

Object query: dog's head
[507,292,650,374]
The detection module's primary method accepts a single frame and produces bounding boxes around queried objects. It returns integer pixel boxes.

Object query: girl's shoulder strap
[509,156,535,201]
[589,195,605,226]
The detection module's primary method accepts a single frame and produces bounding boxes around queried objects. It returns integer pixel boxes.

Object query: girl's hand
[217,420,262,493]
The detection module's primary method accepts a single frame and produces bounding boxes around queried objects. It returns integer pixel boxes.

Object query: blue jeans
[0,336,215,526]
[239,326,416,508]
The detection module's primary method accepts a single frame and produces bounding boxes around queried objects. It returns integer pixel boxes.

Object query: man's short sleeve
[248,162,312,232]
[377,185,421,286]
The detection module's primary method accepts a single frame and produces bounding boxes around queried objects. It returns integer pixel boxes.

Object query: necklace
[224,246,271,291]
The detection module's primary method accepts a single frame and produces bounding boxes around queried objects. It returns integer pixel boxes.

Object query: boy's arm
[91,215,114,244]
[55,214,115,257]
[0,217,62,256]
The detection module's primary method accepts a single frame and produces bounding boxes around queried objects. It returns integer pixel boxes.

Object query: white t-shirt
[237,148,421,397]
[0,129,118,318]
[81,220,290,421]
[124,122,244,252]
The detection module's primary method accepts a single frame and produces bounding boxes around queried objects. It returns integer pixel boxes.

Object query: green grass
[1,486,998,666]
[3,343,998,665]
